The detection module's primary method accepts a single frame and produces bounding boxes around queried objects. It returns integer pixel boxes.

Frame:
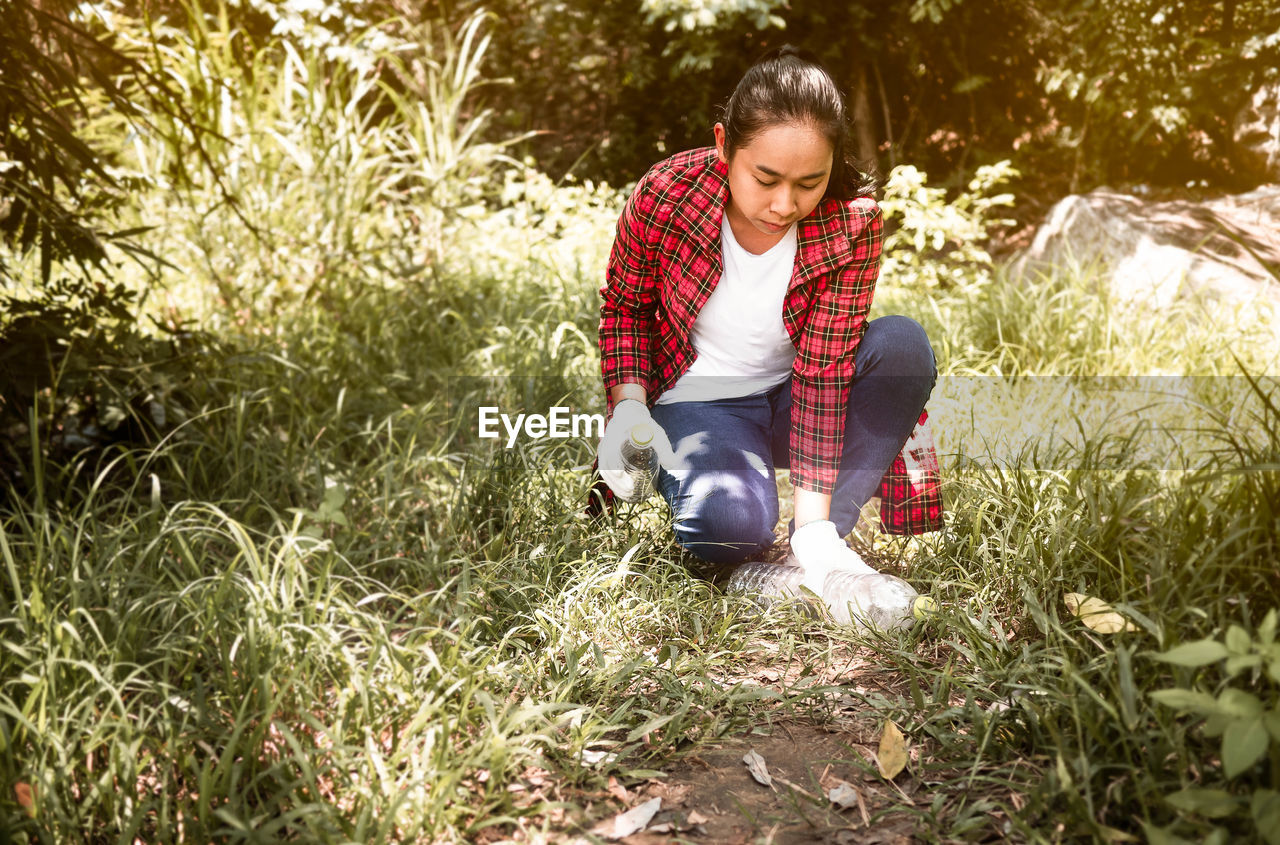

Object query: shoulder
[626,147,725,222]
[797,195,882,265]
[817,195,881,235]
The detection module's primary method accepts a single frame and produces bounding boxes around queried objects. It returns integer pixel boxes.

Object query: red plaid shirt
[599,147,943,535]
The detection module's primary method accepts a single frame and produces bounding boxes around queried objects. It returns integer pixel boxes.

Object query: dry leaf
[743,749,773,787]
[579,748,617,767]
[828,781,860,809]
[606,776,630,804]
[877,720,908,780]
[687,809,710,824]
[14,782,34,817]
[592,796,662,840]
[1064,592,1138,633]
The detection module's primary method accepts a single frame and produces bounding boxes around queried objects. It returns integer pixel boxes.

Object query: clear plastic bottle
[724,562,816,615]
[819,570,929,630]
[618,423,659,501]
[725,561,933,631]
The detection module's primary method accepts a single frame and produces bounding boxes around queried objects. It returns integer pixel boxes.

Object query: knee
[670,478,777,564]
[861,315,936,379]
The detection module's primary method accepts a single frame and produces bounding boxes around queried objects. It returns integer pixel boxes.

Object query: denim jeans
[649,315,937,563]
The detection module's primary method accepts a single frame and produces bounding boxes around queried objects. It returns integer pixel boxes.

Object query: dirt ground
[489,647,988,845]
[608,722,924,844]
[490,533,1020,844]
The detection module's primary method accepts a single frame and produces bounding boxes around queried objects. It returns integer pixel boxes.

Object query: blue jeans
[649,315,936,563]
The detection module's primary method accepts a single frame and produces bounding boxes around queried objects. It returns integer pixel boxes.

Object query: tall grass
[3,5,1279,843]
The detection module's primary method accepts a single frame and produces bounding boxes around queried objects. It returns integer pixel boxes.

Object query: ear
[713,122,728,164]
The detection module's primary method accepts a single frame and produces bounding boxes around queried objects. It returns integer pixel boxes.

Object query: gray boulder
[1011,185,1280,306]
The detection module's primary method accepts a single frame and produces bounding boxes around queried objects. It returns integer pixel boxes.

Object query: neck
[725,202,785,255]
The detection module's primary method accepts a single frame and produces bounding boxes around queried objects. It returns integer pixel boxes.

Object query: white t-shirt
[656,215,798,405]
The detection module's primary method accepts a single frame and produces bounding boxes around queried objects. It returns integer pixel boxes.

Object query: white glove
[597,399,675,502]
[789,520,876,595]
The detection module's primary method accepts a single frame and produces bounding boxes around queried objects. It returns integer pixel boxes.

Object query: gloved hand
[789,519,876,595]
[597,399,675,502]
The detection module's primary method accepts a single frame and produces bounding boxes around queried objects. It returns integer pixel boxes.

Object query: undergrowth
[2,5,1279,843]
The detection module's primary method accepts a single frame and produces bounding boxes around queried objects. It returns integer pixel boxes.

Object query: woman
[594,47,942,593]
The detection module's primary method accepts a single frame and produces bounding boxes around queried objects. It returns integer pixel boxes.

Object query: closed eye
[755,177,821,191]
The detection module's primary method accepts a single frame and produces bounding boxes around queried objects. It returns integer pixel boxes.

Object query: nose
[771,187,798,219]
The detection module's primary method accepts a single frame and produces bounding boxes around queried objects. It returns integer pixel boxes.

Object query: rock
[1011,185,1280,306]
[1234,82,1280,182]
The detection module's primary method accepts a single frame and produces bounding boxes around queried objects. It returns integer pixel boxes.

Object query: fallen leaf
[579,748,617,767]
[14,782,34,817]
[687,809,710,824]
[606,776,630,803]
[592,796,662,840]
[743,749,773,788]
[1098,825,1140,843]
[828,781,860,809]
[1064,592,1138,634]
[877,720,908,780]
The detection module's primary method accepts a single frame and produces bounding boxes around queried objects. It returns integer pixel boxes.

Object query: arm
[599,176,662,406]
[790,202,883,499]
[610,382,648,407]
[793,488,833,528]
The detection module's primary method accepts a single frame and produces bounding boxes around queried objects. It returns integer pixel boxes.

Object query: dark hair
[720,46,877,200]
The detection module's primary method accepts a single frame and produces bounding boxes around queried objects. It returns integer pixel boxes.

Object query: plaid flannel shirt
[598,147,943,535]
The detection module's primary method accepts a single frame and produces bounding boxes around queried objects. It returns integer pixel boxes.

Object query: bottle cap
[629,423,654,447]
[912,596,938,620]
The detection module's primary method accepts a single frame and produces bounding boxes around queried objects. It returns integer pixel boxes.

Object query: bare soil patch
[612,722,923,844]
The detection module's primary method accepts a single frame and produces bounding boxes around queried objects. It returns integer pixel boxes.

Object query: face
[714,120,833,245]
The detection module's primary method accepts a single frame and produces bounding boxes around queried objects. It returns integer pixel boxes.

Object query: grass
[3,237,1276,842]
[3,6,1280,844]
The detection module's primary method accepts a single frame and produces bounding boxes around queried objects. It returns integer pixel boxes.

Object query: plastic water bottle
[618,423,659,501]
[725,561,934,631]
[724,562,818,616]
[819,570,933,630]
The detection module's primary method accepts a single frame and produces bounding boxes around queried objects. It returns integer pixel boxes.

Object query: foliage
[0,0,188,281]
[460,0,1280,196]
[1033,0,1280,189]
[638,0,786,70]
[106,3,522,315]
[0,277,208,477]
[3,1,1280,841]
[879,159,1017,290]
[1146,611,1280,843]
[2,3,523,472]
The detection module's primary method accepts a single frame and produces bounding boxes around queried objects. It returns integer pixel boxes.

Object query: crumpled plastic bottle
[725,560,934,631]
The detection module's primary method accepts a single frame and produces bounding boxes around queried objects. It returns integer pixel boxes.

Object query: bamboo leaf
[1218,688,1263,718]
[1222,714,1268,778]
[1150,688,1218,714]
[1253,790,1280,845]
[1226,625,1252,655]
[1164,787,1239,818]
[1152,640,1229,667]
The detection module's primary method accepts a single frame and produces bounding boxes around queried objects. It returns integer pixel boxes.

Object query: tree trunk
[850,63,879,173]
